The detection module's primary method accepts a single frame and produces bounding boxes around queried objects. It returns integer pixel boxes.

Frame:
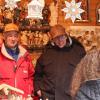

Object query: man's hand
[0,84,24,94]
[2,87,9,95]
[0,87,10,96]
[26,95,33,100]
[37,90,42,97]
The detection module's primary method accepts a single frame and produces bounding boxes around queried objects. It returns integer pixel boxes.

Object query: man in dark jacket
[34,24,86,100]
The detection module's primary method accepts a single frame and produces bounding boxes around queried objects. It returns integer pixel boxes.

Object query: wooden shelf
[20,25,50,32]
[0,25,50,32]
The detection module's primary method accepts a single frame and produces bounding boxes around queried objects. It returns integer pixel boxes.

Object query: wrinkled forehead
[4,31,19,36]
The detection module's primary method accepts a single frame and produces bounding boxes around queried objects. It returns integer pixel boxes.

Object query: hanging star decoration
[62,0,84,23]
[5,0,20,10]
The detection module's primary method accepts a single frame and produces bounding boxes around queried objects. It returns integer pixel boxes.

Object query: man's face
[4,31,19,48]
[53,35,67,48]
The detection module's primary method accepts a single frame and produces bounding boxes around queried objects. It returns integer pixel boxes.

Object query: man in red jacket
[0,23,34,99]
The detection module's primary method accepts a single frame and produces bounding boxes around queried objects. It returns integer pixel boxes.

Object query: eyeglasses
[53,35,67,41]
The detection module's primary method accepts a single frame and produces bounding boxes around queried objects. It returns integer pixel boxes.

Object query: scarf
[5,44,19,60]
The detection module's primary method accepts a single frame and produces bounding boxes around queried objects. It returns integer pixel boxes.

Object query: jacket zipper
[14,64,17,88]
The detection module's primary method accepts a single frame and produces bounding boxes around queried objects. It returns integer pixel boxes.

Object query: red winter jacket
[0,44,34,98]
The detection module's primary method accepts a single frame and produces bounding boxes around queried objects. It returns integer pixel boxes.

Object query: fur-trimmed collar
[1,43,27,60]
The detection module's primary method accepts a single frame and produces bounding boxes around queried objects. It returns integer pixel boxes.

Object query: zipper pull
[14,65,17,72]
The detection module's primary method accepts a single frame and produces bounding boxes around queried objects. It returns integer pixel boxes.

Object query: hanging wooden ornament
[27,0,45,19]
[62,0,84,23]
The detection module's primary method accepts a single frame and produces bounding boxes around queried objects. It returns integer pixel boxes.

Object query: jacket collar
[1,43,27,60]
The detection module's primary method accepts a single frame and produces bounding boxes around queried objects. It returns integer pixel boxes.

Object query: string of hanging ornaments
[0,0,50,32]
